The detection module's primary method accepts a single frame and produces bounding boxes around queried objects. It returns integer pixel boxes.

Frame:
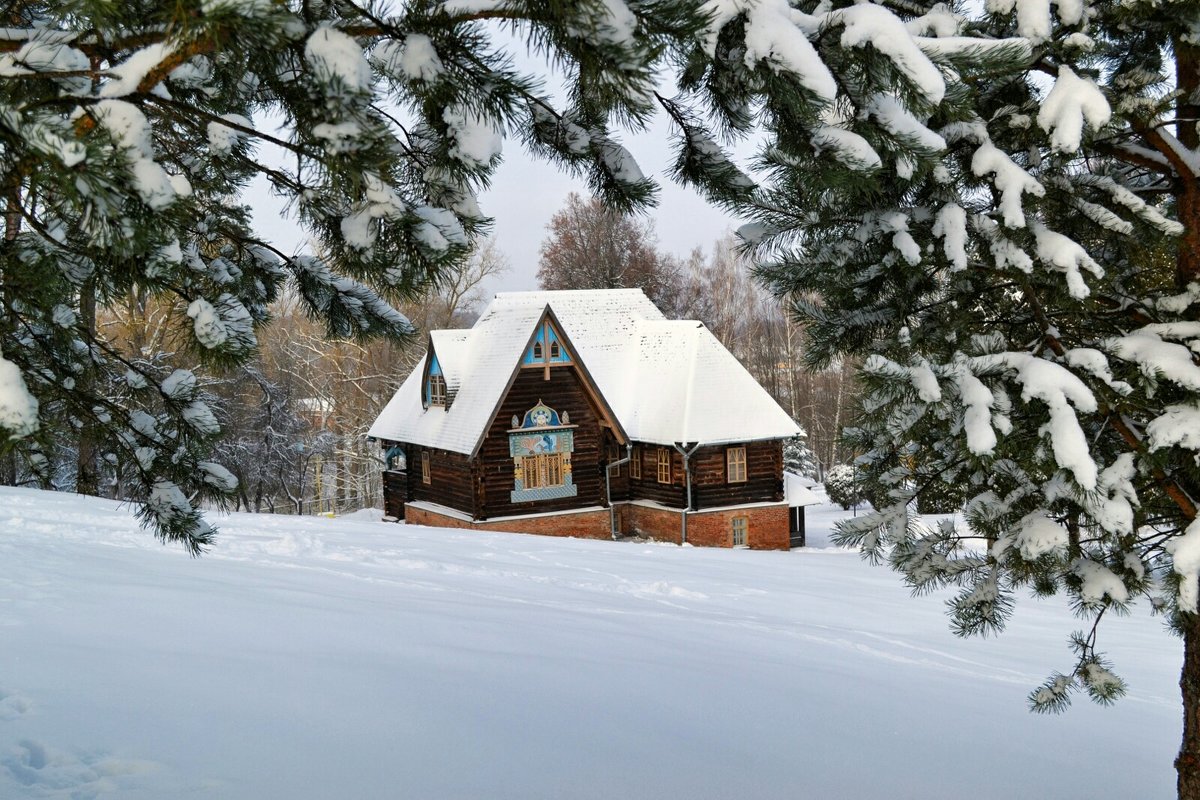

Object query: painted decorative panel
[509,429,575,458]
[508,400,578,502]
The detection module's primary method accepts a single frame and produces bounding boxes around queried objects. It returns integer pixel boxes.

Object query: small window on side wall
[630,447,641,479]
[421,451,431,485]
[657,448,671,484]
[731,516,748,547]
[726,446,747,483]
[607,441,621,474]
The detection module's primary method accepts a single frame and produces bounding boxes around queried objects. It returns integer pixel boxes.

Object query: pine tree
[0,1,706,553]
[783,429,816,478]
[823,464,861,511]
[653,1,1200,795]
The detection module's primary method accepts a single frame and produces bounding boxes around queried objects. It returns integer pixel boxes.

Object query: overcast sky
[244,114,747,297]
[243,34,752,305]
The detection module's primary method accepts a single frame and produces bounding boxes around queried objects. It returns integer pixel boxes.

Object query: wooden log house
[368,289,811,549]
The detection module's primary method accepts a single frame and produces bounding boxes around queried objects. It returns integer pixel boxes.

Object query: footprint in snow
[0,690,31,721]
[1,739,162,795]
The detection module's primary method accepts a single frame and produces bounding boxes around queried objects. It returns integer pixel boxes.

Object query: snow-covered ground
[0,486,1181,799]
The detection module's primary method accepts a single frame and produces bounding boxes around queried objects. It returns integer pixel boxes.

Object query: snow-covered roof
[784,472,821,507]
[368,289,800,455]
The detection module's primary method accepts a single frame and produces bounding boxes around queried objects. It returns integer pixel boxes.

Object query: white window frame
[731,516,748,547]
[726,446,747,483]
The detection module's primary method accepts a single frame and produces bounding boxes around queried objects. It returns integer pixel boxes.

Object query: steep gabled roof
[367,289,800,454]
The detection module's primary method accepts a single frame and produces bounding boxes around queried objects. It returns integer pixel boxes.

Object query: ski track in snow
[0,486,1184,799]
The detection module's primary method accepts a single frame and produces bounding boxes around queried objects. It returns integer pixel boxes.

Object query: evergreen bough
[658,0,1200,794]
[0,0,706,552]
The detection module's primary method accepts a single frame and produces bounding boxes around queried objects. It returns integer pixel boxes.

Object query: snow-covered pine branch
[705,0,1200,779]
[0,0,706,550]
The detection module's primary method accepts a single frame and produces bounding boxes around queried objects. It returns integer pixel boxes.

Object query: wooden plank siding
[382,470,407,519]
[689,440,783,509]
[603,429,631,502]
[625,445,687,507]
[405,445,476,515]
[624,440,783,510]
[477,365,608,519]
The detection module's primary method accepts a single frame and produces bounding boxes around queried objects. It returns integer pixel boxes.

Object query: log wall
[624,440,783,509]
[405,444,476,516]
[478,365,607,519]
[383,469,407,519]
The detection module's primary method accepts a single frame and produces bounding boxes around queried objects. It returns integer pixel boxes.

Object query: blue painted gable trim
[424,352,443,406]
[522,318,573,365]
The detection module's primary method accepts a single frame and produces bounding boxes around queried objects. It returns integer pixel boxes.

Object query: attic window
[429,375,447,406]
[533,341,544,360]
[550,341,561,359]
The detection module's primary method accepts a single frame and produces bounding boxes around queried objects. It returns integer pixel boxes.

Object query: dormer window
[425,350,447,408]
[429,375,447,406]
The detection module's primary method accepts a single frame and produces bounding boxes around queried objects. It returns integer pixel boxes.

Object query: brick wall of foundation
[404,504,614,540]
[404,502,790,550]
[622,502,790,550]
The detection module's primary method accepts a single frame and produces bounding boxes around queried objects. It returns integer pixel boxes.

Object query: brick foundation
[623,502,790,550]
[404,504,615,540]
[403,502,790,550]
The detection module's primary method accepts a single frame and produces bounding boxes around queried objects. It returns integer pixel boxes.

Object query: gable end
[468,305,627,459]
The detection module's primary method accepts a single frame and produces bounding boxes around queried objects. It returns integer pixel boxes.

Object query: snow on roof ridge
[494,288,647,298]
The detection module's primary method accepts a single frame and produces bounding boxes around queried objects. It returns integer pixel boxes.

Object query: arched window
[550,340,561,359]
[533,341,544,360]
[726,446,747,483]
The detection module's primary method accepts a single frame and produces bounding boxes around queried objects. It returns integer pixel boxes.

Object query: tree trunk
[1179,612,1200,800]
[1177,42,1200,288]
[75,277,99,496]
[1172,41,1200,800]
[830,364,846,466]
[0,183,20,485]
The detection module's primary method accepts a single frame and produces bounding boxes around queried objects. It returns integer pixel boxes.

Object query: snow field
[0,487,1182,798]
